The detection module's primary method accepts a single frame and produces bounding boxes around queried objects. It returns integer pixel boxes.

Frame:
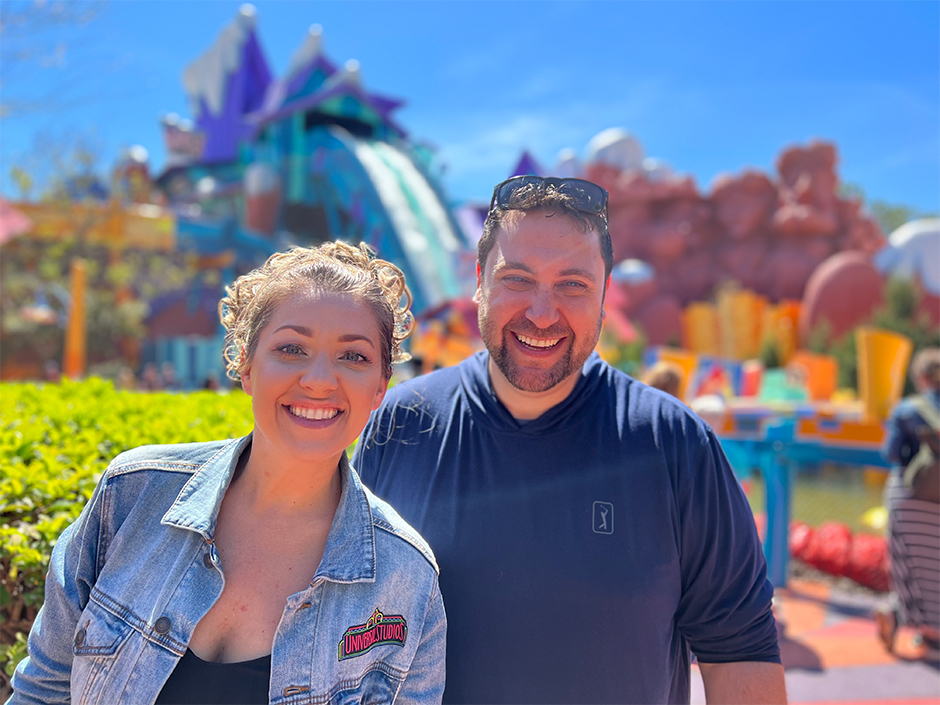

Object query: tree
[808,278,939,393]
[841,182,938,236]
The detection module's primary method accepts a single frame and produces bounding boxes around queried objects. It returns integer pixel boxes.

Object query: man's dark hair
[478,184,613,279]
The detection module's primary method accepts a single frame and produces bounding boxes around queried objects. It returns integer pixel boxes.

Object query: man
[353,176,785,704]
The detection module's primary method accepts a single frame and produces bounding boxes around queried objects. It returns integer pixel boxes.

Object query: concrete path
[691,577,940,704]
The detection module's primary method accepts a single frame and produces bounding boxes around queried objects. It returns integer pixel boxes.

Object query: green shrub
[0,379,253,691]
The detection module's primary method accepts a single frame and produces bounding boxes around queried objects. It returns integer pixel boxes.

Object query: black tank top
[155,649,271,704]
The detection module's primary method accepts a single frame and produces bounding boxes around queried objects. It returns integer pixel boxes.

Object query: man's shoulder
[382,356,476,409]
[587,357,705,429]
[364,484,439,573]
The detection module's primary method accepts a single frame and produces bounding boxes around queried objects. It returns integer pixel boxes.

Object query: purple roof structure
[510,150,545,178]
[182,6,272,164]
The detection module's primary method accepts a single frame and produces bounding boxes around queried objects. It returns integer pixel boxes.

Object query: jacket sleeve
[8,471,110,705]
[395,578,446,704]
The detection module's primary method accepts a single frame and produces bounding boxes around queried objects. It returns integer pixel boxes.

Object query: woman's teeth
[289,406,339,420]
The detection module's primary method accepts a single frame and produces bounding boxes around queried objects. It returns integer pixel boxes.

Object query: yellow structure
[681,303,719,356]
[761,300,801,365]
[63,258,88,380]
[680,288,801,365]
[856,326,914,420]
[14,202,175,251]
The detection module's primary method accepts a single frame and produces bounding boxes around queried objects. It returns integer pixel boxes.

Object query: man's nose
[525,288,560,329]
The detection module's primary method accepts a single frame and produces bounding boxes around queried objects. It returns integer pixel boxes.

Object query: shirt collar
[163,436,375,584]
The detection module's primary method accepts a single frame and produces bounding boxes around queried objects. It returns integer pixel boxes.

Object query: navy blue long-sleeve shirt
[353,352,778,704]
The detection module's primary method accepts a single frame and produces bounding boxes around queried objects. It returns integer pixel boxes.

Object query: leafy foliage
[841,182,938,235]
[0,380,253,693]
[0,238,199,370]
[807,278,939,392]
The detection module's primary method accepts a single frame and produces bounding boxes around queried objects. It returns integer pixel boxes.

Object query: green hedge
[0,379,254,692]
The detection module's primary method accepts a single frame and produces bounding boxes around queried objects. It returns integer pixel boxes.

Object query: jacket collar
[162,436,376,584]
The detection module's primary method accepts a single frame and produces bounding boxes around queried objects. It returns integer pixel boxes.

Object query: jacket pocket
[314,664,404,705]
[71,598,136,704]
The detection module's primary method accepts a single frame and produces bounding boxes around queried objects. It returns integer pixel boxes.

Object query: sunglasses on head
[488,176,609,220]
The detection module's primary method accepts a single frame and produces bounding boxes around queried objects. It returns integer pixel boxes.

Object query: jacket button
[74,628,86,648]
[203,552,213,569]
[154,617,172,635]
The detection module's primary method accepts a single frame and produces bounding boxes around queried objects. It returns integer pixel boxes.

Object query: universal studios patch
[337,609,408,660]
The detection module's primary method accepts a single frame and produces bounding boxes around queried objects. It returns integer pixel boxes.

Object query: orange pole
[63,258,88,380]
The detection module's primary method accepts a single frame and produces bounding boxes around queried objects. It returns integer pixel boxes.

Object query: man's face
[476,209,607,393]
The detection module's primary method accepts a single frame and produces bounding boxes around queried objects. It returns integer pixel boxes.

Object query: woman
[9,242,446,704]
[876,347,940,661]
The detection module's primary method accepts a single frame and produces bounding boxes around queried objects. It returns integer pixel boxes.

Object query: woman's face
[241,288,389,467]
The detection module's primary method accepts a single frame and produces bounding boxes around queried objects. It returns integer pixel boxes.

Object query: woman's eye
[341,351,369,363]
[277,343,305,355]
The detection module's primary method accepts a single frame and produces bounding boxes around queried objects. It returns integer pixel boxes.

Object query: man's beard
[478,304,601,393]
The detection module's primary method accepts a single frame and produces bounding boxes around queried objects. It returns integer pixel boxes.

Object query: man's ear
[473,262,483,304]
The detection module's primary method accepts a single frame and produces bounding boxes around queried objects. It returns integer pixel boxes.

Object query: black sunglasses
[489,176,609,220]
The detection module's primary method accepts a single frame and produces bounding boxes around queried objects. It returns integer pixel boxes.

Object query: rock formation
[578,138,887,345]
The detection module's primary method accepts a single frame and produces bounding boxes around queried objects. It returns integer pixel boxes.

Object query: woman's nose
[299,355,338,391]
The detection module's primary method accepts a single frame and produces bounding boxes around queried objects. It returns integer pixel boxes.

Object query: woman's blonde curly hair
[219,241,413,381]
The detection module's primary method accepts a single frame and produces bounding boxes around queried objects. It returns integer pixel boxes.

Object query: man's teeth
[516,334,560,349]
[289,406,339,420]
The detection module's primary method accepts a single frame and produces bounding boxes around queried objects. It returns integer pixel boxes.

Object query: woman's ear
[372,378,389,410]
[239,349,253,396]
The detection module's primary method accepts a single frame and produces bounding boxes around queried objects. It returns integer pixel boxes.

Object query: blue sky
[2,0,937,213]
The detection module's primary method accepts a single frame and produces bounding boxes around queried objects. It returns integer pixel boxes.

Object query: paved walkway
[690,577,940,704]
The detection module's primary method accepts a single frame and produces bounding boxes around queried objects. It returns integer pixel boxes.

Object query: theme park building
[138,6,473,383]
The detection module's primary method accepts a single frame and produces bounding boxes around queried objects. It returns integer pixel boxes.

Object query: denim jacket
[9,437,446,705]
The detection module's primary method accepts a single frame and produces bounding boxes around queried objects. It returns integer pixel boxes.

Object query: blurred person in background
[160,361,181,391]
[43,360,61,383]
[9,242,446,705]
[139,361,163,391]
[641,360,685,399]
[355,176,784,704]
[877,347,940,660]
[115,366,137,391]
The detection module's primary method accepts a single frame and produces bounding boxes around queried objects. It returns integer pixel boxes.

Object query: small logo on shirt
[338,608,408,660]
[593,501,614,534]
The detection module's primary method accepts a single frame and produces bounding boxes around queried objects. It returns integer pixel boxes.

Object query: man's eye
[563,281,588,289]
[277,344,305,355]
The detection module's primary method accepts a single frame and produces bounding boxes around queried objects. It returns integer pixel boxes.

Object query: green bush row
[0,378,254,690]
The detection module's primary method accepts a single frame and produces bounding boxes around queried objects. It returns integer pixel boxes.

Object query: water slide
[329,128,467,311]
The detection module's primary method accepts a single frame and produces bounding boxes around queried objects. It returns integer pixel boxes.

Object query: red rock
[920,290,940,328]
[671,250,718,303]
[760,244,822,301]
[777,141,839,211]
[773,202,839,238]
[632,294,684,345]
[717,240,770,291]
[711,170,777,241]
[799,251,885,342]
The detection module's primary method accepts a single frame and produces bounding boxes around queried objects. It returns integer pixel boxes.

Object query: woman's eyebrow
[273,324,312,336]
[339,334,377,347]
